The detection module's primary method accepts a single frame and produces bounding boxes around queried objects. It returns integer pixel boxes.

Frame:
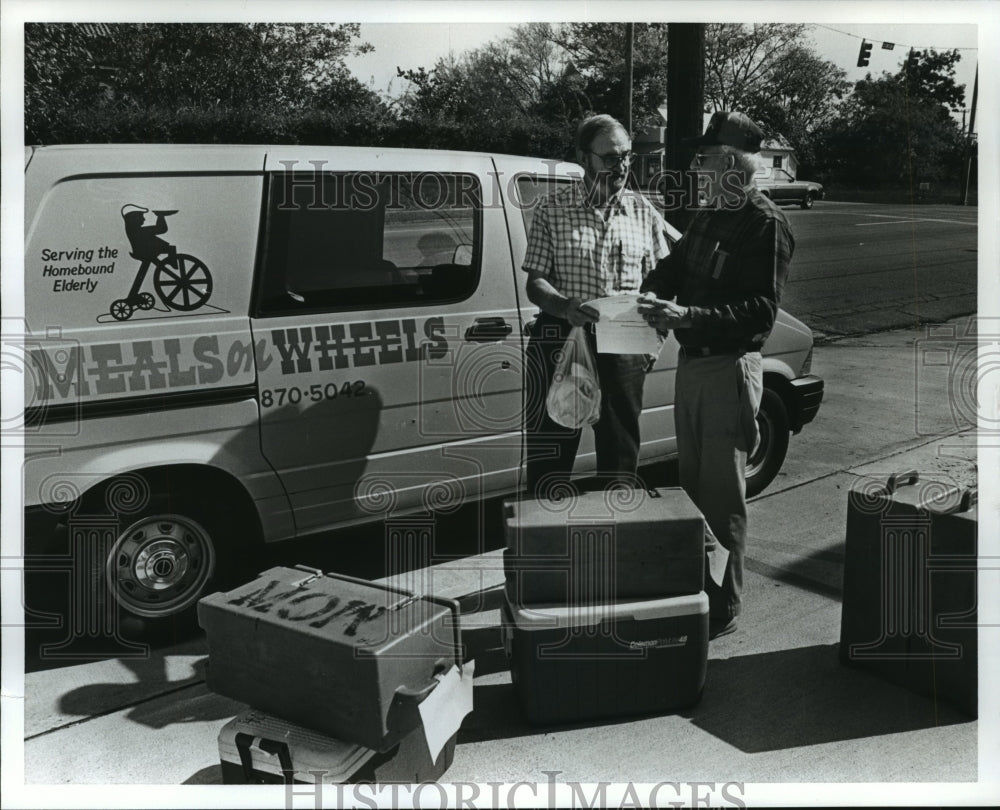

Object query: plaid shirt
[522,185,671,302]
[641,186,795,351]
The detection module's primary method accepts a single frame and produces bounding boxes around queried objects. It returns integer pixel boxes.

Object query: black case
[198,566,462,751]
[840,471,978,716]
[504,488,709,605]
[502,591,708,726]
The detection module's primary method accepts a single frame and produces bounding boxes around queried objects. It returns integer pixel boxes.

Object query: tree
[705,24,809,112]
[25,23,386,144]
[814,50,966,187]
[704,24,850,173]
[550,23,670,133]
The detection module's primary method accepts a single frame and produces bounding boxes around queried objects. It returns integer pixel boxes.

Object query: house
[631,125,666,188]
[757,133,799,180]
[631,119,801,186]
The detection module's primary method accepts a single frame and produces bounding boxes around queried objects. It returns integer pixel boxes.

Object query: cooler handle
[394,658,453,703]
[293,565,416,607]
[235,732,295,783]
[886,470,919,493]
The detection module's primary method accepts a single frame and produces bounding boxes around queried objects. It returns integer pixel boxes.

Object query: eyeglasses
[588,149,633,168]
[691,152,730,169]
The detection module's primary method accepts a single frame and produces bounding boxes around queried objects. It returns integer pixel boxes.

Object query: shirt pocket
[614,243,647,291]
[703,239,738,286]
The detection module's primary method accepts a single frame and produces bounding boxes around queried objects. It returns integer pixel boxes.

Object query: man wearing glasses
[638,111,795,639]
[522,113,671,496]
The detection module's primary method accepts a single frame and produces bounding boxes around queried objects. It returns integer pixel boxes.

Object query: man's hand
[637,292,692,330]
[564,296,600,327]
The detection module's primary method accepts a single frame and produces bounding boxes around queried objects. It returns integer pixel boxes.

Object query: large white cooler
[501,591,709,725]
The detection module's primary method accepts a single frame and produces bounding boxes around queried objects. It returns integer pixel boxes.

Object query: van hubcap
[108,514,215,618]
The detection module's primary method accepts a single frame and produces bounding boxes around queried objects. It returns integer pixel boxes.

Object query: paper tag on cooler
[418,661,475,762]
[705,524,729,587]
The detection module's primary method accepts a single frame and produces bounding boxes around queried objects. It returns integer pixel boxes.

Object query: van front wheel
[745,388,790,498]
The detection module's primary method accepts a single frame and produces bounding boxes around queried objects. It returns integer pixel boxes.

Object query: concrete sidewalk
[23,432,978,785]
[21,317,985,788]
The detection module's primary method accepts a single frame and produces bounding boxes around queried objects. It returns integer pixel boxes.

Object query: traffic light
[857,40,873,67]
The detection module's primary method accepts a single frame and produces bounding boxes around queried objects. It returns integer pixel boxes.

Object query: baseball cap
[684,111,764,153]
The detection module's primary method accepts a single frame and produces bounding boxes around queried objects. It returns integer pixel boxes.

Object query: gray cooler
[504,487,710,605]
[199,565,462,751]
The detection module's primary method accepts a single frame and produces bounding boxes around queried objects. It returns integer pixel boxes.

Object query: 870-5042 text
[260,381,367,408]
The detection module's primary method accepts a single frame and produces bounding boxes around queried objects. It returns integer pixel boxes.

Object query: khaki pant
[675,351,763,620]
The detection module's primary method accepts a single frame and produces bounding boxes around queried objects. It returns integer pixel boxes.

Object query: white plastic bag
[545,326,602,428]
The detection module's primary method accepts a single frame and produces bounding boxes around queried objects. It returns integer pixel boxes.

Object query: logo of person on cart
[109,204,221,321]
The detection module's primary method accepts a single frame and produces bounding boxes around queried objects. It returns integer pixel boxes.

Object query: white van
[20,144,823,625]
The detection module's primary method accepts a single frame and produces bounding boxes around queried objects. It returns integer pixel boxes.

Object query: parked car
[20,144,824,628]
[755,168,824,209]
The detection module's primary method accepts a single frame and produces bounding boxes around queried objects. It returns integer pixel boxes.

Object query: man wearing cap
[638,111,794,638]
[523,113,671,496]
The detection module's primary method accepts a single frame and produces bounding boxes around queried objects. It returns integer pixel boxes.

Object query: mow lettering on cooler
[227,577,387,635]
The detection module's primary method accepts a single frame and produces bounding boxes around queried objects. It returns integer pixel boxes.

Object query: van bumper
[787,375,824,433]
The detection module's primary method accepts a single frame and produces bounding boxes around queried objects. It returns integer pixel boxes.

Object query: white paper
[418,660,475,763]
[587,295,662,355]
[705,524,730,587]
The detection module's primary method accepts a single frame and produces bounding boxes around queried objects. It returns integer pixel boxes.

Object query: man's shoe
[709,617,738,640]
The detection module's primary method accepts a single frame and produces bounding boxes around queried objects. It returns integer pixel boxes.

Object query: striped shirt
[522,185,671,302]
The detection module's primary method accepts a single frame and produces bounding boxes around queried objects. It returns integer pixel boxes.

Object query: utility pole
[625,23,634,136]
[960,65,978,206]
[665,23,705,230]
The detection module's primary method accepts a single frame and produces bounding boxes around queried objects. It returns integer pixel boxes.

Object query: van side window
[514,175,580,234]
[257,172,481,315]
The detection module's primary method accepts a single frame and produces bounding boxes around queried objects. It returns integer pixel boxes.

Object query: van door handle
[464,317,512,342]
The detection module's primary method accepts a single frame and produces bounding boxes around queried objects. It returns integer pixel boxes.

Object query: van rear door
[252,149,523,534]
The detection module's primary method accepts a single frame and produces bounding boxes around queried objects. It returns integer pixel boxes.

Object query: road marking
[855,217,976,226]
[816,210,978,226]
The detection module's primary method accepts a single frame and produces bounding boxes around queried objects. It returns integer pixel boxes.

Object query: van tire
[745,388,790,498]
[83,476,255,632]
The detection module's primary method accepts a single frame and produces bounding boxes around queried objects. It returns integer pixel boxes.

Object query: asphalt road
[761,200,977,338]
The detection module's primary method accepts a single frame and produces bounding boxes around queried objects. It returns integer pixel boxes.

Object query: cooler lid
[505,488,704,530]
[202,566,458,649]
[218,709,376,782]
[507,591,708,630]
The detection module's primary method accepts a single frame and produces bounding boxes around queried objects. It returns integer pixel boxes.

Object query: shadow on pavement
[57,655,239,729]
[746,552,844,601]
[183,764,223,784]
[457,643,974,750]
[681,643,973,753]
[460,624,508,678]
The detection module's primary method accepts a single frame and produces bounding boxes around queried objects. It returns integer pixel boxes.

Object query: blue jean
[524,314,648,496]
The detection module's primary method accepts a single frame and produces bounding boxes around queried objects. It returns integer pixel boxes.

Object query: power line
[812,23,978,52]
